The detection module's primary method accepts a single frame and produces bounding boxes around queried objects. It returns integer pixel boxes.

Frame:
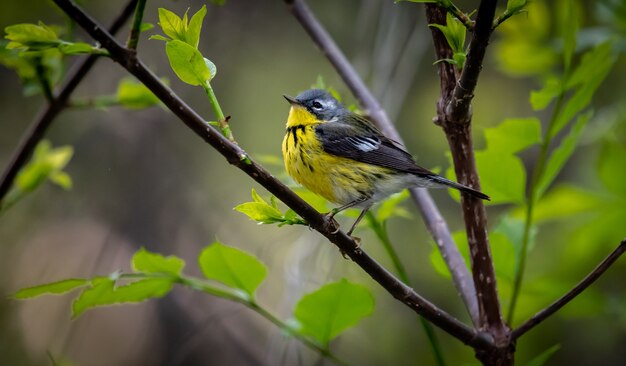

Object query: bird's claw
[324,212,340,234]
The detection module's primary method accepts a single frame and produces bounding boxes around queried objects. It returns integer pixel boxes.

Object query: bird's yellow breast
[282,106,390,205]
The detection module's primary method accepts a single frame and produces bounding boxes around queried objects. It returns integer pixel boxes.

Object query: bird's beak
[283,95,301,106]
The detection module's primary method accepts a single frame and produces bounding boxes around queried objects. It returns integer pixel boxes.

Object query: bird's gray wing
[315,121,435,177]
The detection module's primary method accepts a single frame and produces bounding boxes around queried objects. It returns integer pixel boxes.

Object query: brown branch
[51,0,493,350]
[0,0,138,203]
[425,0,507,342]
[512,239,626,340]
[286,0,480,327]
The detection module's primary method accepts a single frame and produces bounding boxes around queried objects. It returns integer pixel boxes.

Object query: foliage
[12,245,373,362]
[0,140,73,214]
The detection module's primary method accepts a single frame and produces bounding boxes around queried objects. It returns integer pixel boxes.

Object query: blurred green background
[1,0,625,365]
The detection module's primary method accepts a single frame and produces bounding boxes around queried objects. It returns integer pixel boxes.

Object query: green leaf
[536,111,592,199]
[72,277,173,318]
[157,8,185,41]
[4,22,59,49]
[198,242,267,297]
[429,13,466,54]
[149,34,170,42]
[375,190,412,222]
[132,248,185,276]
[165,40,210,86]
[484,117,542,153]
[48,171,72,190]
[58,42,96,55]
[429,231,469,279]
[15,141,73,192]
[505,0,528,14]
[187,5,207,48]
[598,141,626,197]
[494,213,536,259]
[116,77,160,109]
[139,23,154,32]
[526,185,602,223]
[293,279,374,347]
[234,202,283,223]
[566,41,614,89]
[530,76,561,111]
[447,150,526,204]
[527,344,561,366]
[551,41,615,137]
[560,0,578,73]
[13,279,88,299]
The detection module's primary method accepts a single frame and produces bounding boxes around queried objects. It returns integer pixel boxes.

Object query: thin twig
[512,239,626,340]
[285,0,480,327]
[0,0,138,203]
[51,0,493,349]
[425,1,506,340]
[126,0,147,51]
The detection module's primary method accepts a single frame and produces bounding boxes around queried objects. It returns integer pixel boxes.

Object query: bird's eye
[312,101,323,109]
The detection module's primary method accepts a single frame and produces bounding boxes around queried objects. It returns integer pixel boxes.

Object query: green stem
[440,0,474,30]
[507,92,566,324]
[202,82,234,142]
[365,212,446,366]
[247,301,351,366]
[173,275,349,366]
[126,0,147,50]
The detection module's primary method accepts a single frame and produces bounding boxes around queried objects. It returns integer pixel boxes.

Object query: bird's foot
[340,236,361,259]
[324,212,341,234]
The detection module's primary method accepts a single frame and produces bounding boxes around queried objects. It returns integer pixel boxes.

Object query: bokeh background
[1,0,626,365]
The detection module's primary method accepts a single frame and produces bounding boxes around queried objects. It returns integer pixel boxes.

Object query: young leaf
[157,8,185,41]
[186,5,207,48]
[292,279,374,347]
[4,23,59,50]
[48,171,72,190]
[72,277,173,318]
[429,13,466,55]
[525,185,602,223]
[165,40,210,86]
[132,248,185,276]
[234,202,283,223]
[116,77,160,109]
[484,117,542,153]
[530,76,561,111]
[375,190,411,223]
[198,242,267,297]
[15,141,73,192]
[13,279,88,299]
[447,150,526,204]
[58,42,97,55]
[536,111,592,199]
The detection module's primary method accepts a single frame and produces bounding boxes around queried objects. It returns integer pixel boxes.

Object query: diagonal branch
[425,0,506,341]
[0,0,138,204]
[51,0,493,350]
[286,0,479,327]
[512,239,626,340]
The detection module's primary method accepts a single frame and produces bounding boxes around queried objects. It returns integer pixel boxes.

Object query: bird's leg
[346,206,371,237]
[326,198,367,234]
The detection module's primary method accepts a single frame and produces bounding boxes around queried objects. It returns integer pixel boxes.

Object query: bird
[282,89,489,236]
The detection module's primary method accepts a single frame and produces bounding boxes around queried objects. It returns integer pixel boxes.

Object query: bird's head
[284,89,344,127]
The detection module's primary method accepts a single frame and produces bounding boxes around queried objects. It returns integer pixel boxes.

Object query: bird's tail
[428,175,491,201]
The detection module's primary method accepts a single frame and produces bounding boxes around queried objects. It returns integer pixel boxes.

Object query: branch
[447,0,497,124]
[512,239,626,340]
[51,0,493,350]
[0,0,138,203]
[286,0,480,327]
[425,1,506,339]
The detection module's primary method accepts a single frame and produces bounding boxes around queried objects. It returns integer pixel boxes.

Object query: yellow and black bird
[282,89,489,236]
